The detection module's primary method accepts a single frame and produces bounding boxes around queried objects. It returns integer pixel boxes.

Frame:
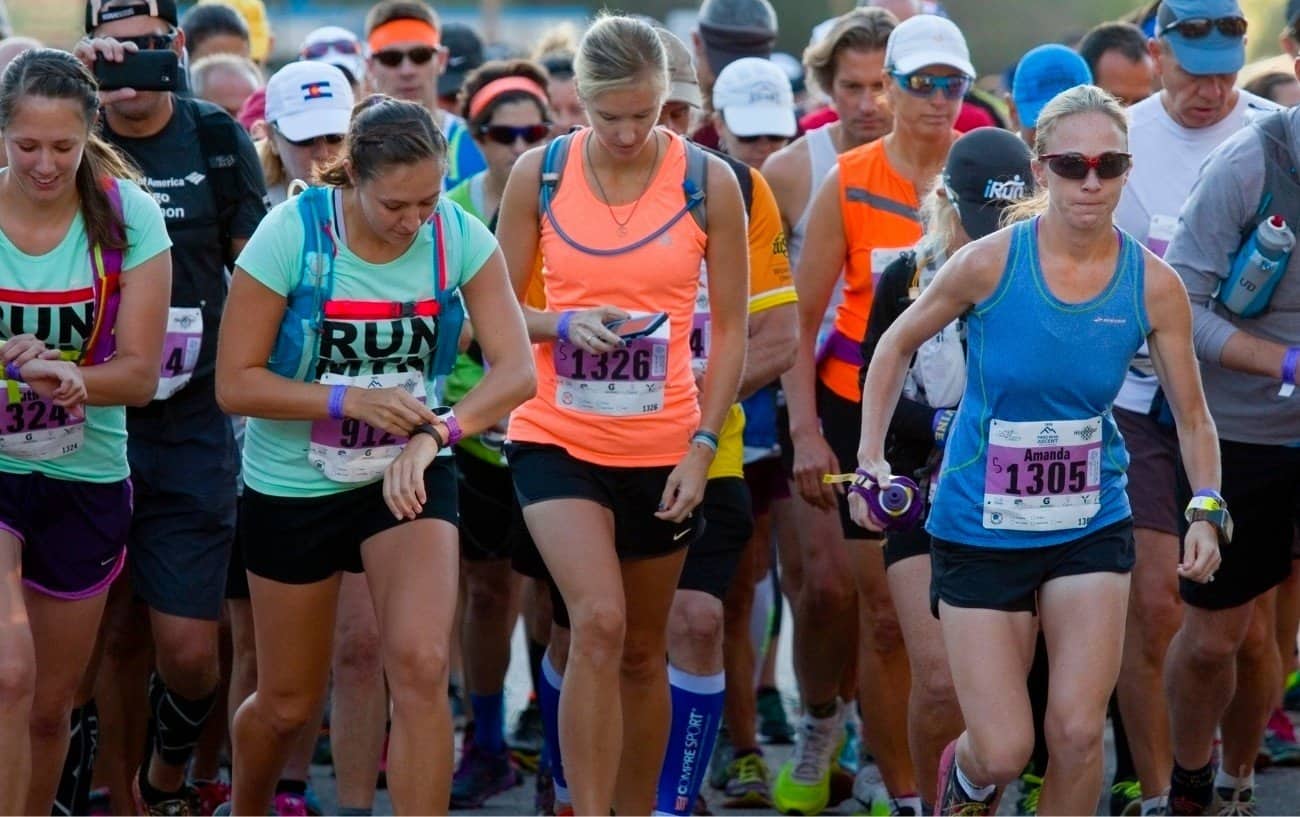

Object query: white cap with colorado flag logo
[264,61,355,142]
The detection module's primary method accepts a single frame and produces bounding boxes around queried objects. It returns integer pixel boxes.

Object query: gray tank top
[788,124,839,268]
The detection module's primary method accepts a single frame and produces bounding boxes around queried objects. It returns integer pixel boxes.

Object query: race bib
[691,284,711,362]
[308,370,426,483]
[554,313,670,417]
[0,386,85,460]
[155,307,203,400]
[983,417,1103,532]
[1146,214,1178,259]
[871,247,910,287]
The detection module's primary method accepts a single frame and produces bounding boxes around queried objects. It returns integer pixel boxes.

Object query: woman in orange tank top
[495,14,749,816]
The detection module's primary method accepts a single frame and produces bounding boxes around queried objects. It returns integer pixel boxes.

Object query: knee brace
[148,671,216,767]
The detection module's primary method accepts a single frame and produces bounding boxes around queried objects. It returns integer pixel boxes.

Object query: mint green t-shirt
[0,176,171,483]
[237,190,498,498]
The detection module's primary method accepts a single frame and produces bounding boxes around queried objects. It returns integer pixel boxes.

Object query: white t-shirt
[1113,89,1277,414]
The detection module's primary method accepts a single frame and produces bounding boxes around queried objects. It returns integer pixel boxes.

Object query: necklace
[586,132,661,236]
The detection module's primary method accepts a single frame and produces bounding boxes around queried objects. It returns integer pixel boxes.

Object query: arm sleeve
[227,125,271,241]
[859,254,937,446]
[1163,131,1265,365]
[233,200,304,297]
[119,180,173,271]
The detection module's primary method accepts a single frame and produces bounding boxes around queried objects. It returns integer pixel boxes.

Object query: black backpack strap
[702,144,752,223]
[194,102,248,268]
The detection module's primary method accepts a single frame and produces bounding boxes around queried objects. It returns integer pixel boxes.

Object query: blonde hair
[573,14,669,104]
[255,136,286,189]
[1002,84,1128,224]
[918,179,962,264]
[803,7,897,98]
[531,22,580,63]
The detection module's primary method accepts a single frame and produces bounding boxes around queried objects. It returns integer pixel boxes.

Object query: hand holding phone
[606,312,668,341]
[93,49,181,92]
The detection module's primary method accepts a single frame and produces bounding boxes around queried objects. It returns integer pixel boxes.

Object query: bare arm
[497,148,560,340]
[453,249,537,434]
[697,155,750,437]
[82,249,170,407]
[738,303,796,400]
[760,141,810,239]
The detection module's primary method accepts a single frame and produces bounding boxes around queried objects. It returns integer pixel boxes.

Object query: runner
[854,83,1221,817]
[495,14,748,815]
[437,22,484,114]
[1161,53,1300,817]
[443,57,552,809]
[179,3,251,62]
[299,26,366,95]
[780,13,973,815]
[689,0,778,150]
[1077,22,1156,106]
[1009,44,1091,146]
[217,95,534,814]
[0,47,171,814]
[651,37,798,815]
[256,61,353,206]
[531,25,586,134]
[857,126,1034,814]
[79,1,272,811]
[190,53,262,119]
[1109,3,1277,811]
[363,0,486,190]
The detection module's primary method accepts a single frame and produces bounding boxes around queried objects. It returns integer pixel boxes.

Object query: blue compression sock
[470,691,506,755]
[539,652,569,802]
[654,665,725,816]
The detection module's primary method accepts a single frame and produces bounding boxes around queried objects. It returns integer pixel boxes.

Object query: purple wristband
[556,311,574,343]
[1193,488,1225,504]
[4,362,20,381]
[328,385,347,420]
[1283,347,1299,386]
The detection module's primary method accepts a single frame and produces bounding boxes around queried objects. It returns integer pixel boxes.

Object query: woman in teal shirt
[0,49,171,814]
[216,96,534,815]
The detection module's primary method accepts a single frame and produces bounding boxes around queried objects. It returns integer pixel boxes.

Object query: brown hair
[0,48,140,250]
[803,7,897,98]
[460,59,551,131]
[317,94,447,187]
[364,0,439,36]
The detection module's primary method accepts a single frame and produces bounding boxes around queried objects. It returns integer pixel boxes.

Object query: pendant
[617,224,628,236]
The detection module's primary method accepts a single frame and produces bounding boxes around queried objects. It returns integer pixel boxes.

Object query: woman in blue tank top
[853,86,1224,816]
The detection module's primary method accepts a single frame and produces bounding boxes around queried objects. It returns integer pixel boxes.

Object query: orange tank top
[820,139,922,401]
[509,128,708,467]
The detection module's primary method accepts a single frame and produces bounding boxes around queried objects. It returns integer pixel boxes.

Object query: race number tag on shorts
[871,247,910,287]
[155,307,203,400]
[554,313,670,417]
[1146,214,1178,258]
[308,370,426,483]
[0,387,84,460]
[983,417,1103,532]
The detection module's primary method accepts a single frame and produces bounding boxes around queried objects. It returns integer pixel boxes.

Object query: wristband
[1185,493,1233,546]
[931,408,955,445]
[556,311,575,344]
[4,362,20,382]
[1281,347,1299,398]
[328,385,348,420]
[434,408,463,446]
[1192,488,1225,506]
[691,430,719,453]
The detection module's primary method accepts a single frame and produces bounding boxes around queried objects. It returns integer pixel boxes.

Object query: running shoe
[1263,708,1300,766]
[1110,779,1142,816]
[848,767,889,816]
[773,710,842,815]
[935,741,1001,817]
[693,793,713,815]
[131,772,198,817]
[312,722,332,766]
[272,792,308,817]
[1285,670,1300,712]
[535,762,555,816]
[450,737,522,808]
[509,698,545,772]
[723,751,774,808]
[303,786,323,817]
[450,683,468,731]
[829,710,861,805]
[193,779,231,816]
[1014,768,1042,816]
[758,686,796,745]
[1210,782,1257,816]
[707,724,734,791]
[88,786,112,817]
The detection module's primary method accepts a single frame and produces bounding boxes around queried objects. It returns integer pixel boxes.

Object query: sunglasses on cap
[890,71,972,101]
[117,32,176,51]
[302,39,363,59]
[735,134,790,145]
[372,45,439,67]
[274,126,346,149]
[1158,15,1247,39]
[478,123,551,146]
[1039,151,1132,180]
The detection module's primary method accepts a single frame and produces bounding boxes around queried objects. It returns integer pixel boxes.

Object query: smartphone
[606,312,668,341]
[94,50,181,92]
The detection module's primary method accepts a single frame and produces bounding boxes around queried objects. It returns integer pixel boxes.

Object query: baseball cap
[301,26,365,86]
[265,61,354,141]
[884,14,975,78]
[439,22,484,98]
[697,0,778,75]
[713,57,796,138]
[656,27,703,108]
[86,0,178,32]
[1012,44,1092,130]
[943,127,1034,241]
[1156,0,1246,76]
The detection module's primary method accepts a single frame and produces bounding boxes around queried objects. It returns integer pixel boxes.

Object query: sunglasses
[302,39,362,59]
[479,124,551,146]
[117,32,176,51]
[1039,151,1132,180]
[275,126,345,149]
[735,134,790,145]
[372,46,438,68]
[890,71,972,100]
[1158,15,1247,39]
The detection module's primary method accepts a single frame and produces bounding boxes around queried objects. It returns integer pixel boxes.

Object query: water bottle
[848,473,924,532]
[1220,215,1295,318]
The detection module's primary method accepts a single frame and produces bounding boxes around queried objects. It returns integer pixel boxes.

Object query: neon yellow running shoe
[773,713,841,815]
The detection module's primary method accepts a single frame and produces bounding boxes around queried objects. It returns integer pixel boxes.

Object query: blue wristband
[4,362,20,382]
[691,430,719,452]
[1284,347,1299,385]
[557,311,575,343]
[1193,487,1225,505]
[328,385,348,420]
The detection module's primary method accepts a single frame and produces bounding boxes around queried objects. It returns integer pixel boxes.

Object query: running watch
[1184,490,1233,546]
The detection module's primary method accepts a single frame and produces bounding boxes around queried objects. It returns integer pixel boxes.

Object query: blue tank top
[926,217,1150,549]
